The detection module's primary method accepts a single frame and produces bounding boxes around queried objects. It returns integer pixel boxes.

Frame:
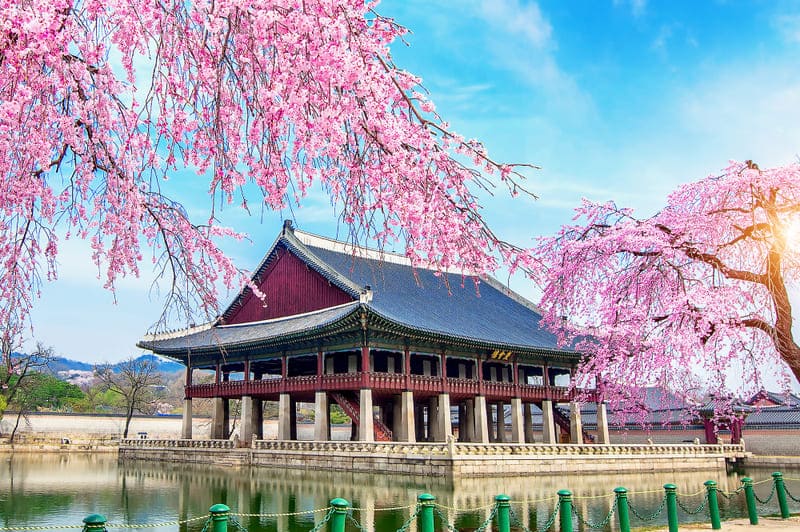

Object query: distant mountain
[12,352,185,377]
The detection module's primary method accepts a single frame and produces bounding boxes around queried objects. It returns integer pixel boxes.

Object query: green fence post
[209,504,230,532]
[664,484,678,532]
[557,490,573,532]
[418,493,436,532]
[773,472,791,519]
[495,494,511,532]
[614,487,630,532]
[329,498,349,532]
[704,481,721,530]
[742,477,758,525]
[82,514,107,532]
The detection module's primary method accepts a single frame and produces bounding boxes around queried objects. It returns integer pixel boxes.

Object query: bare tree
[1,342,52,440]
[95,357,164,439]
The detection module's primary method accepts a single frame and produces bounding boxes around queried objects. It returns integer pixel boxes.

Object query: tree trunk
[10,410,26,442]
[123,407,134,439]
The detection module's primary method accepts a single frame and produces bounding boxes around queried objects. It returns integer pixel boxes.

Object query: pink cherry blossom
[0,0,534,364]
[531,161,800,408]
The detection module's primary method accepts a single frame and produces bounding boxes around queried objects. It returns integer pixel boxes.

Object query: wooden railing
[186,372,592,401]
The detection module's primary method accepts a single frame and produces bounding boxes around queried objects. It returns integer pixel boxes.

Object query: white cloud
[613,0,647,18]
[478,0,553,48]
[773,13,800,44]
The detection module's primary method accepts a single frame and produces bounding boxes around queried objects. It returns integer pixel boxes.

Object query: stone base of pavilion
[119,439,748,477]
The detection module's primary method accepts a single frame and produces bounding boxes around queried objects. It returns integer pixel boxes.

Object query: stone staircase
[329,391,393,441]
[552,406,595,443]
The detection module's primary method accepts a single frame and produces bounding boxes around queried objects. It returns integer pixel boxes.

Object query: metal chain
[227,517,247,532]
[345,513,369,532]
[306,508,334,532]
[198,517,212,532]
[431,508,459,532]
[754,483,776,505]
[718,487,743,500]
[395,506,421,532]
[571,498,617,529]
[540,502,560,532]
[0,527,86,531]
[473,505,499,532]
[230,508,331,518]
[782,482,800,503]
[507,507,533,532]
[676,494,708,516]
[627,495,667,522]
[0,516,213,531]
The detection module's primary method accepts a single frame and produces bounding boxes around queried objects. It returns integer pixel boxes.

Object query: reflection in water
[2,454,799,531]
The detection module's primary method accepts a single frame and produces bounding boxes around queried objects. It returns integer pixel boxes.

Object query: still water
[2,454,799,531]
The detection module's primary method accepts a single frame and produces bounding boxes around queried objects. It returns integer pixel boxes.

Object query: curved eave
[137,306,365,360]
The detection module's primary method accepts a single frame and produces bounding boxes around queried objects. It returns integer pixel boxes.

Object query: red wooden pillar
[243,360,250,395]
[440,351,448,393]
[404,345,411,390]
[512,359,519,393]
[703,419,717,444]
[281,354,287,393]
[477,356,484,395]
[361,345,370,388]
[215,363,221,384]
[317,348,324,387]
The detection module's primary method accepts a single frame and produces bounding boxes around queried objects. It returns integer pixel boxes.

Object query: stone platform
[119,440,748,477]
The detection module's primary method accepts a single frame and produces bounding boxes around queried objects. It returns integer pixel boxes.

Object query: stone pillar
[428,396,440,441]
[290,397,298,440]
[457,403,466,441]
[240,395,253,445]
[210,397,225,439]
[510,398,524,443]
[569,401,583,444]
[359,388,374,441]
[487,404,496,443]
[278,393,292,440]
[415,402,426,441]
[523,403,535,443]
[253,399,263,440]
[314,391,330,441]
[398,391,415,442]
[222,399,230,439]
[437,393,452,442]
[463,399,476,442]
[181,398,192,440]
[541,399,557,444]
[596,402,610,444]
[473,396,490,443]
[496,402,507,442]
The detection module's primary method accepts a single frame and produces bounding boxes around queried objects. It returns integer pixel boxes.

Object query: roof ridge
[217,301,359,329]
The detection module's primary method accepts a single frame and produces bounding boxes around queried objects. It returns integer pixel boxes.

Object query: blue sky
[28,0,800,373]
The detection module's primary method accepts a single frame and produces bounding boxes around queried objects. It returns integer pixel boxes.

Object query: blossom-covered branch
[0,0,536,363]
[533,161,800,405]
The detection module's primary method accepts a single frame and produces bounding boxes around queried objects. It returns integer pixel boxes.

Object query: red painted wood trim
[225,248,353,324]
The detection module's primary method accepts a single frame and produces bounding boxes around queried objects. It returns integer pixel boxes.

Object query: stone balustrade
[120,439,747,476]
[250,440,745,457]
[121,438,235,449]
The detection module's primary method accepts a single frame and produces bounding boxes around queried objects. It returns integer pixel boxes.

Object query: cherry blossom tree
[0,0,534,366]
[533,161,800,404]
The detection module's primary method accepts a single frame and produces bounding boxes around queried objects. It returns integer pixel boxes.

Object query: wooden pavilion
[139,221,605,445]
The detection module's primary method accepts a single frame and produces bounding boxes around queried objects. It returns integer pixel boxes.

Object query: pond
[2,454,799,531]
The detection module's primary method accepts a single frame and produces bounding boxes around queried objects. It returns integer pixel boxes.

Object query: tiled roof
[744,406,800,428]
[304,243,561,351]
[141,226,567,355]
[139,303,360,354]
